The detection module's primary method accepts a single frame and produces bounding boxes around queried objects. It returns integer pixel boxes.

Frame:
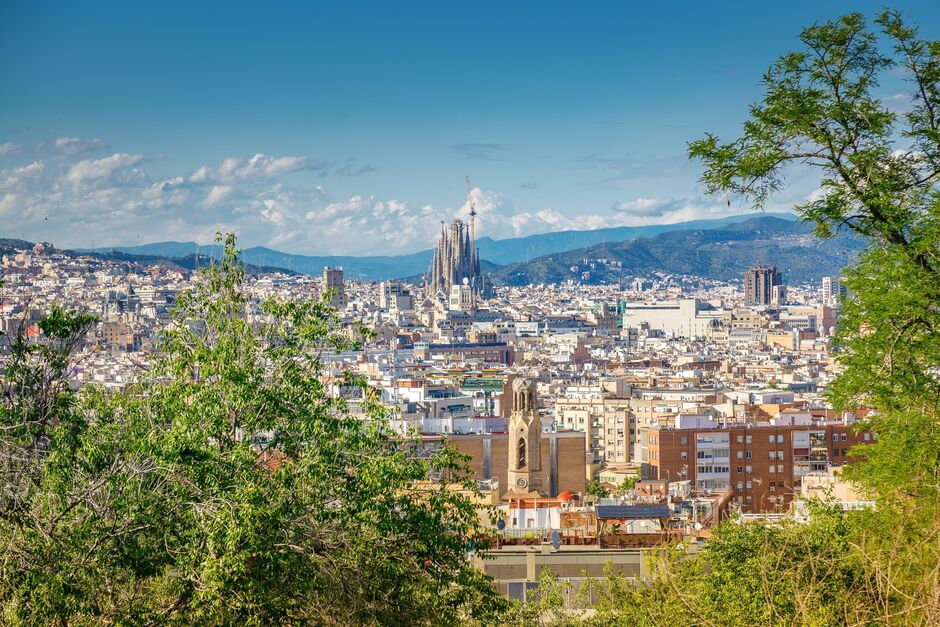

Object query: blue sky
[1,1,938,255]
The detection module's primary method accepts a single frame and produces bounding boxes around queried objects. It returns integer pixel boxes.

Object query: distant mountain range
[0,239,293,276]
[490,216,865,285]
[8,212,861,285]
[75,212,796,281]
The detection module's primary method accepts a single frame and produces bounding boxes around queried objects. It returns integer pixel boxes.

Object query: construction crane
[465,176,477,249]
[465,176,478,307]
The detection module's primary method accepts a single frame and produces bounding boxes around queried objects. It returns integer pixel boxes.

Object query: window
[777,435,784,444]
[833,433,839,442]
[864,433,871,442]
[769,435,775,444]
[841,434,847,442]
[736,451,743,460]
[736,481,744,490]
[746,465,752,474]
[778,481,785,488]
[745,481,752,489]
[745,451,752,459]
[778,451,785,461]
[769,451,776,460]
[770,484,776,491]
[769,465,776,473]
[680,436,688,445]
[680,452,688,460]
[746,435,752,444]
[778,465,785,473]
[736,435,744,444]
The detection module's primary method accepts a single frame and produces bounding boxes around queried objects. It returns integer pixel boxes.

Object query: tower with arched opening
[506,378,542,495]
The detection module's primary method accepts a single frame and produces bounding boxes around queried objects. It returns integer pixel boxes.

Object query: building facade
[429,219,481,298]
[639,419,869,512]
[744,265,783,307]
[323,266,346,309]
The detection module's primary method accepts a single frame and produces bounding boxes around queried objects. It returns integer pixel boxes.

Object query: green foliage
[518,9,940,624]
[619,471,640,494]
[589,505,875,626]
[0,234,506,625]
[518,504,938,626]
[586,479,609,499]
[686,9,940,622]
[689,8,940,504]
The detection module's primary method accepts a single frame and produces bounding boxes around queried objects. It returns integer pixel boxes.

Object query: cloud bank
[0,136,763,255]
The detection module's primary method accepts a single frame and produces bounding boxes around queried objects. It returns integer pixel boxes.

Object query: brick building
[639,416,869,513]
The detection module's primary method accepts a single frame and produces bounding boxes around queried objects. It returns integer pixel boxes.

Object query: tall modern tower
[744,265,782,306]
[821,276,845,305]
[323,266,346,309]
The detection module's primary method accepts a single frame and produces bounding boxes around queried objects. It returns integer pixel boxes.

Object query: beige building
[442,380,588,498]
[475,546,656,599]
[555,392,633,467]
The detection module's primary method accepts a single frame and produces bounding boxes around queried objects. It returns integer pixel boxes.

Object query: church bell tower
[506,378,542,495]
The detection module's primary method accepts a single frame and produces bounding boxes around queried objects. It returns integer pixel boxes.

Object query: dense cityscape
[0,211,870,599]
[3,2,937,623]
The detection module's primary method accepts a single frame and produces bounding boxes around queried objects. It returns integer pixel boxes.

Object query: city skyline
[2,1,938,255]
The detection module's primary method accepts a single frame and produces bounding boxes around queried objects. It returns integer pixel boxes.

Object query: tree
[519,10,940,624]
[619,471,641,495]
[586,479,609,499]
[686,9,939,623]
[0,235,506,625]
[689,7,940,498]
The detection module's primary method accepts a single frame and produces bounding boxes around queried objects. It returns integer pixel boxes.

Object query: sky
[1,1,938,256]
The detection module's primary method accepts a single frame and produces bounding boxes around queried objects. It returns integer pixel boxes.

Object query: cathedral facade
[429,219,480,298]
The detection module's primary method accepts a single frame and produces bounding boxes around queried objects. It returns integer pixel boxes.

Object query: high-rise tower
[744,265,782,307]
[821,276,845,305]
[323,266,347,309]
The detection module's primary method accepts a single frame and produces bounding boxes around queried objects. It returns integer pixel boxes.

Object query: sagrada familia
[428,218,480,296]
[427,179,493,300]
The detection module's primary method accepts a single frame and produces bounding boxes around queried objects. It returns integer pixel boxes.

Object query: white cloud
[0,161,46,191]
[203,185,232,206]
[612,196,685,217]
[1,138,792,257]
[0,193,21,216]
[0,142,20,157]
[66,153,143,183]
[189,153,326,184]
[37,136,109,156]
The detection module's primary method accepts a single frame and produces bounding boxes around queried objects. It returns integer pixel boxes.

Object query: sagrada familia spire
[428,178,482,297]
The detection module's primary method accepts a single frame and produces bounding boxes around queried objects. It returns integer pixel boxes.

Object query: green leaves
[0,234,505,625]
[673,9,940,626]
[689,8,940,504]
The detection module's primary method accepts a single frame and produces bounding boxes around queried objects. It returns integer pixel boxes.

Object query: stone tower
[506,378,542,495]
